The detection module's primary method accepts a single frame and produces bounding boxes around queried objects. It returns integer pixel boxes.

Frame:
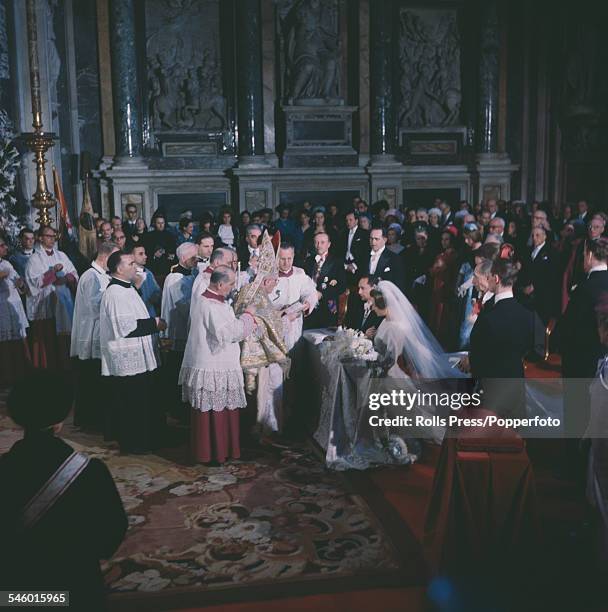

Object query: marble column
[108,0,143,165]
[369,0,397,164]
[475,0,517,202]
[236,0,265,165]
[477,0,500,155]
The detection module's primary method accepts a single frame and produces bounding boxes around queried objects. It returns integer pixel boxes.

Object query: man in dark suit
[344,275,384,335]
[237,224,262,271]
[142,214,176,276]
[304,232,346,329]
[468,259,545,418]
[561,237,608,437]
[0,371,128,611]
[367,227,405,292]
[439,200,454,228]
[122,203,139,241]
[340,211,370,284]
[520,226,560,324]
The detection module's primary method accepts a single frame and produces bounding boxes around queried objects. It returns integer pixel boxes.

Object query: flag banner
[78,176,97,261]
[52,166,74,249]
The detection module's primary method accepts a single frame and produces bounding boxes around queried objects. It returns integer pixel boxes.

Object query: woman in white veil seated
[371,281,466,381]
[368,281,468,445]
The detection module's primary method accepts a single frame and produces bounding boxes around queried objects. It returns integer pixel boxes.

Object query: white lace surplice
[70,264,110,360]
[99,284,158,377]
[25,248,78,333]
[179,296,255,412]
[0,260,28,341]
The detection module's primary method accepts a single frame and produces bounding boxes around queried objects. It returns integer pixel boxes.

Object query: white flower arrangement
[332,326,378,361]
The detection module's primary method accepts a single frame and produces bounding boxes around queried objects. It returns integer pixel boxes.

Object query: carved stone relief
[397,8,462,129]
[277,0,341,104]
[145,0,227,133]
[562,17,601,118]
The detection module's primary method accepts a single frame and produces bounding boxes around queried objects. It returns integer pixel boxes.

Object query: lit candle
[237,261,241,290]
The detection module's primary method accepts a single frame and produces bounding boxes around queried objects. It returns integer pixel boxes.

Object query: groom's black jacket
[343,295,384,332]
[470,296,545,379]
[469,296,544,418]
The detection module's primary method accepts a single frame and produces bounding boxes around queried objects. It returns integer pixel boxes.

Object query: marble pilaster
[477,0,499,155]
[261,0,277,162]
[236,0,265,165]
[369,0,398,165]
[475,0,517,202]
[108,0,144,166]
[357,0,370,165]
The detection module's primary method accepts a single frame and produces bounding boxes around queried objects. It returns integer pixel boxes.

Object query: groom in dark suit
[469,259,545,418]
[344,275,384,335]
[561,237,608,437]
[304,232,346,329]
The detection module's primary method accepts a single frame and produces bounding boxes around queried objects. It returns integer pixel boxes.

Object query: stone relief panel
[145,0,227,134]
[277,0,342,104]
[397,8,462,129]
[561,15,604,119]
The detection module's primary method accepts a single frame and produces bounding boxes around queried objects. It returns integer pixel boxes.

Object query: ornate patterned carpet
[0,394,425,611]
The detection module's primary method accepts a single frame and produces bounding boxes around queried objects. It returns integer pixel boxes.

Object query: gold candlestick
[20,0,57,228]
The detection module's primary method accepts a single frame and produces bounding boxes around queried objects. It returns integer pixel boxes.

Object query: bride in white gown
[371,281,466,381]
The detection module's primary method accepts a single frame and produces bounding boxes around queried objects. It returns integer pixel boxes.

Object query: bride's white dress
[373,281,466,381]
[312,282,466,470]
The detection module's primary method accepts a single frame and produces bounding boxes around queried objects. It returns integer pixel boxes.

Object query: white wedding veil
[375,281,466,380]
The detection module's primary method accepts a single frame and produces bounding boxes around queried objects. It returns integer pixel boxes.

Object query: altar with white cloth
[302,329,422,471]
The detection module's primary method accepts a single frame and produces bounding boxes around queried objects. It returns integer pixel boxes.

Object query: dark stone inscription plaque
[293,120,345,143]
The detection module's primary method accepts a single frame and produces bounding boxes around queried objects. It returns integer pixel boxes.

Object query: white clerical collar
[494,290,514,305]
[91,261,106,275]
[531,242,545,260]
[588,264,608,276]
[371,246,385,258]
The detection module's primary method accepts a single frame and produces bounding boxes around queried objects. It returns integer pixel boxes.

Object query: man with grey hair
[487,216,506,240]
[180,265,257,463]
[161,242,199,421]
[190,247,234,317]
[415,208,429,223]
[71,241,119,431]
[238,224,262,270]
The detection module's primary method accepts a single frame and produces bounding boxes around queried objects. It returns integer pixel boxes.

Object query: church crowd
[0,194,607,462]
[2,193,608,608]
